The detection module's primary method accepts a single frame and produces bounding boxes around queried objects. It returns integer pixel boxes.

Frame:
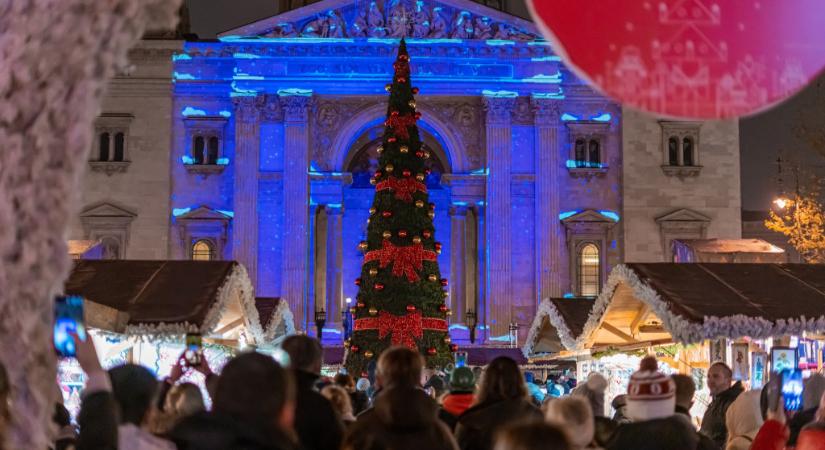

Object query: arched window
[574,139,586,167]
[668,137,679,166]
[682,137,694,166]
[578,243,600,297]
[192,239,214,261]
[99,133,110,161]
[193,136,205,164]
[113,133,125,162]
[207,136,219,165]
[588,139,600,167]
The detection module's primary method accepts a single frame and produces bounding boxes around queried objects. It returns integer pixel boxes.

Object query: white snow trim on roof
[577,264,825,347]
[264,300,297,343]
[522,298,578,357]
[125,263,267,344]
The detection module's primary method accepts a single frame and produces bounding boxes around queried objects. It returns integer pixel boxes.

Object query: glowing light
[345,297,352,304]
[233,52,260,59]
[558,210,580,220]
[219,110,232,118]
[408,38,463,44]
[482,89,518,98]
[591,113,612,122]
[531,55,562,62]
[561,113,579,121]
[566,160,605,169]
[773,197,789,209]
[217,157,229,165]
[173,72,196,80]
[181,155,194,164]
[172,53,192,61]
[599,210,620,222]
[230,81,258,97]
[181,106,207,117]
[172,208,192,217]
[233,73,265,81]
[563,293,574,298]
[471,167,489,175]
[449,324,469,331]
[489,335,512,342]
[526,72,562,83]
[485,39,515,46]
[322,328,342,334]
[278,88,313,97]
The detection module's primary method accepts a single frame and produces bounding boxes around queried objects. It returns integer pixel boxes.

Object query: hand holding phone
[54,296,86,357]
[184,333,203,367]
[781,369,804,412]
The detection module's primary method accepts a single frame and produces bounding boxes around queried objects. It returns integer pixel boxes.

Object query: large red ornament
[406,304,416,312]
[376,176,428,203]
[381,211,393,218]
[355,278,361,286]
[374,282,385,291]
[398,230,408,238]
[527,0,825,119]
[354,310,448,349]
[364,239,438,282]
[427,347,437,356]
[450,344,459,352]
[422,230,432,239]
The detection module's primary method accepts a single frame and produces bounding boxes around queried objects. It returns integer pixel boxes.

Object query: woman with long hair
[455,357,542,450]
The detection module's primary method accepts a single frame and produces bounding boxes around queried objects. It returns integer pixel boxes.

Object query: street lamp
[342,298,352,341]
[315,308,326,342]
[773,196,790,210]
[466,309,478,344]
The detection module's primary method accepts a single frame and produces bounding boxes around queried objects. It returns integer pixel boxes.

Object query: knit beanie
[626,356,676,422]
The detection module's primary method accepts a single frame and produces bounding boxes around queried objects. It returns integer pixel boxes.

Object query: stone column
[483,95,515,338]
[532,97,563,299]
[310,204,324,334]
[281,92,312,330]
[449,205,468,323]
[326,204,344,330]
[232,96,264,287]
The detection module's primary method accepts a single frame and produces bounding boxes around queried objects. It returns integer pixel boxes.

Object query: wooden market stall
[671,238,786,263]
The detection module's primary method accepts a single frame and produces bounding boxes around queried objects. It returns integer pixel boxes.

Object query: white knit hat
[626,356,676,422]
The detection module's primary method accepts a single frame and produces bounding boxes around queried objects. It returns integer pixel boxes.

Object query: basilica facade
[70,0,742,345]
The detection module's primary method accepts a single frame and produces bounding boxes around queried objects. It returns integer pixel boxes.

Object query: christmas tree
[344,39,455,376]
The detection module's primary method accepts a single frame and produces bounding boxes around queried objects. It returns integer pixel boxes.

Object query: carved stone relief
[426,98,484,170]
[310,97,376,171]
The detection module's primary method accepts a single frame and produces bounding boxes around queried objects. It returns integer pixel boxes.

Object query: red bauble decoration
[427,347,437,356]
[391,110,399,117]
[406,305,416,312]
[402,170,411,177]
[423,230,432,239]
[382,211,393,218]
[435,242,443,251]
[357,301,365,309]
[374,282,385,291]
[397,77,407,83]
[412,87,420,94]
[424,168,431,175]
[355,278,361,286]
[350,345,360,353]
[388,137,397,143]
[439,304,448,312]
[375,170,382,178]
[415,112,422,119]
[440,278,448,286]
[400,54,409,62]
[450,344,459,352]
[416,151,424,158]
[527,0,825,119]
[398,229,408,238]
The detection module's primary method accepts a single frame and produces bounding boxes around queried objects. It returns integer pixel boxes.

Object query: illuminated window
[578,243,600,297]
[192,239,214,261]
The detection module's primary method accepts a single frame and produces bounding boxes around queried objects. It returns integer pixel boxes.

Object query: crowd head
[475,356,527,405]
[706,361,733,396]
[282,335,323,375]
[376,346,424,389]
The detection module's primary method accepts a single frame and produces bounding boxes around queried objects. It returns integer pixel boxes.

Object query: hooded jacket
[724,391,763,450]
[438,392,475,431]
[344,387,458,450]
[454,397,543,450]
[292,370,344,450]
[607,415,702,450]
[701,381,745,448]
[170,411,298,450]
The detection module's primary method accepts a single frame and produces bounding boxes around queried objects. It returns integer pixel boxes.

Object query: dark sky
[187,0,823,212]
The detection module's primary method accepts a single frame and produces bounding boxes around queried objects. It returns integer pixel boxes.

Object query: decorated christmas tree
[344,39,455,376]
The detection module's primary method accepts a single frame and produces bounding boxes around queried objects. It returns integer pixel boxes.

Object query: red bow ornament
[385,113,418,140]
[376,176,427,202]
[354,310,448,349]
[364,239,437,282]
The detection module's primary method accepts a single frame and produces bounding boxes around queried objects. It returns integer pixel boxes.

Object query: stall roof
[672,238,785,263]
[523,298,595,357]
[578,263,825,351]
[65,260,293,345]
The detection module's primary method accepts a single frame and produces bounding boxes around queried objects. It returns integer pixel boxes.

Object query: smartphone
[454,351,468,368]
[766,374,782,413]
[184,333,203,366]
[54,295,86,357]
[782,369,804,412]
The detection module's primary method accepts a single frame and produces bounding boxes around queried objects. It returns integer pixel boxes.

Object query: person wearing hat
[607,356,706,450]
[438,367,476,431]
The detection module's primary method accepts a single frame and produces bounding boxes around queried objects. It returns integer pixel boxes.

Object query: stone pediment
[80,202,137,218]
[561,210,617,224]
[219,0,539,42]
[177,206,232,222]
[655,208,711,224]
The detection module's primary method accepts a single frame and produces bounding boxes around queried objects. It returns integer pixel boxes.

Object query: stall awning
[672,238,786,263]
[523,297,595,357]
[64,260,293,345]
[577,263,825,351]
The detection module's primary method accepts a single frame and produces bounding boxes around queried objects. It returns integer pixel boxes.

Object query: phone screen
[454,351,467,368]
[184,333,202,366]
[54,295,86,357]
[782,369,804,412]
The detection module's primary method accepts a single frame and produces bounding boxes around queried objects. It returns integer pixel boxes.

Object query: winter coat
[607,415,703,450]
[293,370,344,450]
[724,391,763,450]
[76,390,118,450]
[119,424,176,450]
[170,411,298,450]
[438,392,474,431]
[700,381,744,448]
[454,398,543,450]
[673,412,721,450]
[343,386,458,450]
[789,407,818,447]
[751,419,825,450]
[349,390,370,416]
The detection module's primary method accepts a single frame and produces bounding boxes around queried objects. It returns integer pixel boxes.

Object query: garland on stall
[264,300,297,343]
[521,298,581,357]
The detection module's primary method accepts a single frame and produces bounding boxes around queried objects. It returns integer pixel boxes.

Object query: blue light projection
[233,52,260,59]
[482,89,518,98]
[173,72,196,80]
[278,88,313,97]
[217,158,230,165]
[561,113,579,121]
[566,160,605,169]
[181,106,206,117]
[591,113,612,122]
[217,210,235,218]
[563,293,575,298]
[599,210,621,222]
[181,155,194,164]
[219,110,232,118]
[558,210,580,220]
[485,39,515,46]
[172,208,191,217]
[172,53,192,61]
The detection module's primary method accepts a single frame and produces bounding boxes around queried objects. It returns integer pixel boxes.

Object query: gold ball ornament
[408,100,416,108]
[370,178,377,185]
[369,268,378,276]
[428,211,436,219]
[377,146,384,153]
[416,174,425,181]
[424,151,431,159]
[415,200,425,208]
[358,241,368,251]
[385,164,394,173]
[444,336,452,344]
[369,207,377,215]
[400,145,409,153]
[364,350,374,358]
[369,307,378,316]
[385,84,392,92]
[428,274,438,282]
[412,236,422,244]
[382,231,392,239]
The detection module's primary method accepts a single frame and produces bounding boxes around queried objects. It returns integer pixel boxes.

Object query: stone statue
[450,11,473,39]
[266,22,297,38]
[367,1,387,37]
[388,2,411,38]
[326,10,345,38]
[493,23,510,39]
[474,16,493,40]
[430,6,448,38]
[412,1,431,38]
[301,15,328,37]
[350,7,369,37]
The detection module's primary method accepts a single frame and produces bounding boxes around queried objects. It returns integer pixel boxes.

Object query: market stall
[671,238,786,263]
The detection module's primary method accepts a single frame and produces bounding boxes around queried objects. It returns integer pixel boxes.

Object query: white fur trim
[522,298,579,357]
[264,299,297,343]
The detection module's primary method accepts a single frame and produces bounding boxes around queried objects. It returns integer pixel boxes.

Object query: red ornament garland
[354,310,448,349]
[385,113,418,140]
[376,175,427,203]
[364,239,437,282]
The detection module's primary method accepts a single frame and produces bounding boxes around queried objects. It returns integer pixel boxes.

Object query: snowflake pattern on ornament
[529,0,825,118]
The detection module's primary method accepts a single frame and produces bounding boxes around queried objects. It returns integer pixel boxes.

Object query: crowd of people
[6,333,825,450]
